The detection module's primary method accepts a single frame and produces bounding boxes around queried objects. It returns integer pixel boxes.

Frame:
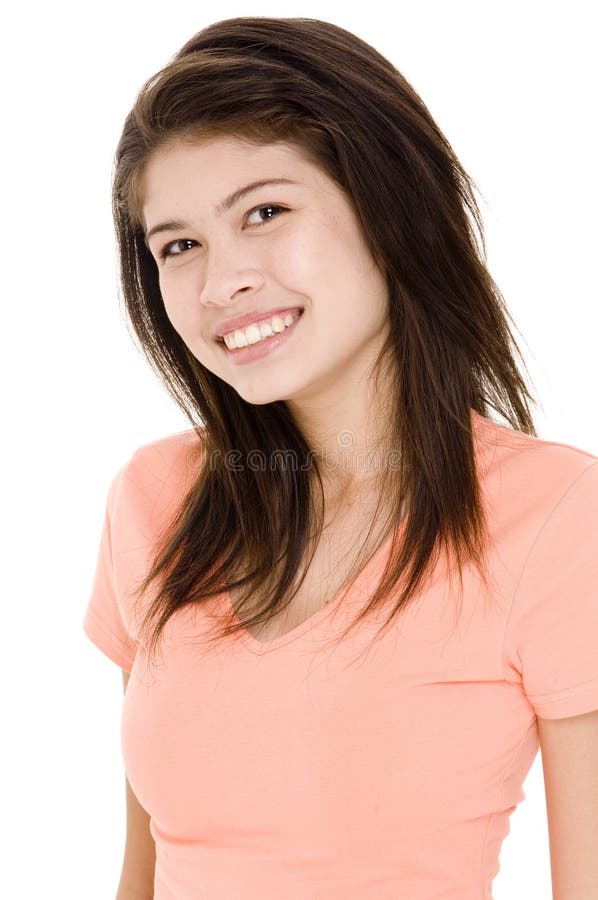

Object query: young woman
[83,16,598,900]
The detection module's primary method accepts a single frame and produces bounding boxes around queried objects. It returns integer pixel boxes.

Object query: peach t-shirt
[83,409,598,899]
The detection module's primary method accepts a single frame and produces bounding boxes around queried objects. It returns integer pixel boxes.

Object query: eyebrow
[143,177,299,248]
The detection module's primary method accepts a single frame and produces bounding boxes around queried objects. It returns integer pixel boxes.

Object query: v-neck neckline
[216,409,491,655]
[218,525,399,655]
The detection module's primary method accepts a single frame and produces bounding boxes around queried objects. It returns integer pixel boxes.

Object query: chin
[235,385,292,406]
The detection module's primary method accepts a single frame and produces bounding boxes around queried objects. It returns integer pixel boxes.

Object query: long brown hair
[112,16,538,668]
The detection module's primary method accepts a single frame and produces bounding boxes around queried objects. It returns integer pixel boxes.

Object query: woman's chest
[232,512,391,642]
[121,591,533,846]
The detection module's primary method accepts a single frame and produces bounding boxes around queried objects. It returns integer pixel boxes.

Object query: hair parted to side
[112,16,539,669]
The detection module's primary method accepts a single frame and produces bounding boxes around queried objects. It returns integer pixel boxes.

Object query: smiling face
[141,136,391,409]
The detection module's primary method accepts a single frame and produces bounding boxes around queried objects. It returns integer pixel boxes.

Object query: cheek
[275,239,342,299]
[159,279,200,335]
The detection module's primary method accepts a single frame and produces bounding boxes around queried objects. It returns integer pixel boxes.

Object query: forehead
[140,137,320,224]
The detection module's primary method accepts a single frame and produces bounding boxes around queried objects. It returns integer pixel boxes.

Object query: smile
[219,309,304,365]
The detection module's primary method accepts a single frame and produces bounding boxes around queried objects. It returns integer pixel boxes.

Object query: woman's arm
[115,670,156,900]
[538,709,598,899]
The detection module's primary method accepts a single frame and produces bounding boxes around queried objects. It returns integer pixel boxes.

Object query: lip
[220,309,303,365]
[212,306,304,340]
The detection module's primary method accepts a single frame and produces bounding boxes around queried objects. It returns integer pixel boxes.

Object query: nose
[198,249,265,308]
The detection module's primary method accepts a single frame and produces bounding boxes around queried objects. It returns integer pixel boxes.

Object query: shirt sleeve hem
[531,676,598,719]
[83,605,137,672]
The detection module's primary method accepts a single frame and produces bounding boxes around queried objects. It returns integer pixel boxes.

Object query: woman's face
[141,136,390,407]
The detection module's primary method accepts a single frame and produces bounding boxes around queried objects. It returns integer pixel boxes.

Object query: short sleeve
[503,458,598,719]
[83,461,139,672]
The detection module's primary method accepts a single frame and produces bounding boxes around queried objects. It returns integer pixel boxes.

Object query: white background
[2,1,596,897]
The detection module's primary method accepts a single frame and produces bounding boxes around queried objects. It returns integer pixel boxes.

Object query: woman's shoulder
[473,410,598,486]
[129,424,205,461]
[123,426,206,482]
[107,426,207,523]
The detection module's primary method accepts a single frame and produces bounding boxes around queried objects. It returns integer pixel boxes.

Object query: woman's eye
[159,239,197,262]
[245,204,287,227]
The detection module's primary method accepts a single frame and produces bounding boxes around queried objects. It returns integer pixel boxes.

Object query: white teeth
[223,312,298,350]
[232,330,248,348]
[246,326,259,344]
